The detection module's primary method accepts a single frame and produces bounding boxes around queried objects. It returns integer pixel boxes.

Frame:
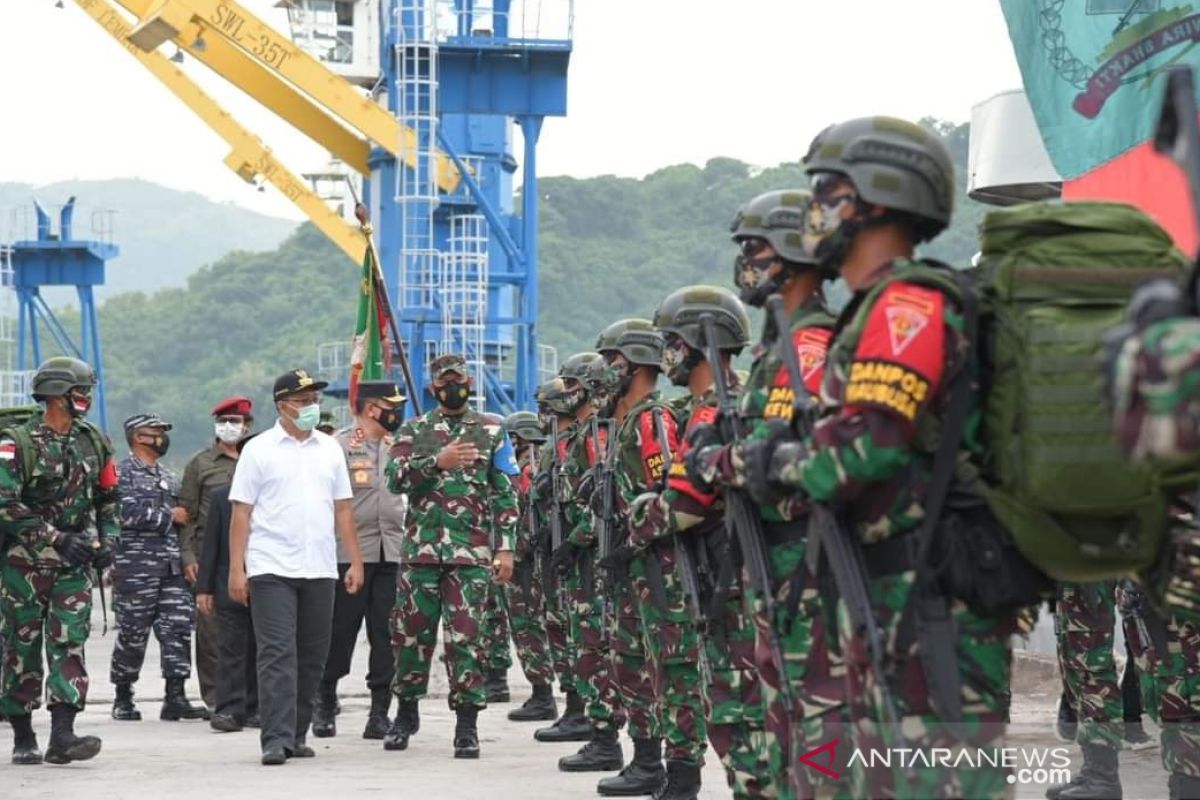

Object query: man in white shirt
[228,368,364,765]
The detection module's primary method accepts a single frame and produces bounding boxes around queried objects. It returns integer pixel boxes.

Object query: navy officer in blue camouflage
[109,413,208,723]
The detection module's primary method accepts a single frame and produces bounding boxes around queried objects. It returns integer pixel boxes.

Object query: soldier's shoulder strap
[0,423,37,481]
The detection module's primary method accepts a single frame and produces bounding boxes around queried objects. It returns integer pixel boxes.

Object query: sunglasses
[738,238,770,259]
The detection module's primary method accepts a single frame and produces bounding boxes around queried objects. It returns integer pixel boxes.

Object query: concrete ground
[0,622,1180,799]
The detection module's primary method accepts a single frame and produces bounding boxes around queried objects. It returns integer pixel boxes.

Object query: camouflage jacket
[611,392,679,535]
[0,410,120,565]
[116,453,183,577]
[532,421,574,551]
[178,442,238,567]
[780,258,971,544]
[387,407,518,566]
[563,414,610,549]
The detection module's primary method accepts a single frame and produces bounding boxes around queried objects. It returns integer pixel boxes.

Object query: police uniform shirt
[334,426,406,564]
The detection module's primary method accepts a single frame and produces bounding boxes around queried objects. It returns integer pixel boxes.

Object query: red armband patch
[667,405,718,506]
[766,327,832,421]
[637,409,676,485]
[846,282,944,423]
[99,458,118,489]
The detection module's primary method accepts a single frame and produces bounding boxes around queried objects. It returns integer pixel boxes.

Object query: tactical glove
[743,420,805,506]
[550,542,581,577]
[683,424,725,493]
[598,544,637,573]
[576,467,597,506]
[532,470,553,504]
[53,531,95,568]
[92,539,115,570]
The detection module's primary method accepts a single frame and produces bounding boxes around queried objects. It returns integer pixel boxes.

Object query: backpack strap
[0,425,37,483]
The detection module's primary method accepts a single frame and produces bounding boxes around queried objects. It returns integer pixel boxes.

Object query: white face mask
[214,421,243,444]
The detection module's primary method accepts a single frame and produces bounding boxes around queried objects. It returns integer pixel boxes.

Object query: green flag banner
[349,238,387,408]
[1000,0,1200,179]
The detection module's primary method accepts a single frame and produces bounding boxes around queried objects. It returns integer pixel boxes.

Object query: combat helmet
[504,410,547,444]
[559,352,602,385]
[32,356,96,400]
[536,377,576,418]
[731,190,815,265]
[803,115,955,243]
[653,285,751,354]
[595,319,663,367]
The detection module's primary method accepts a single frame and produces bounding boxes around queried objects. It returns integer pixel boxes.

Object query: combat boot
[363,687,391,740]
[654,759,701,800]
[1123,718,1154,751]
[453,705,480,759]
[1169,771,1200,799]
[534,689,591,742]
[44,704,101,765]
[9,714,42,765]
[1055,692,1078,743]
[160,678,207,721]
[508,683,557,722]
[558,725,624,772]
[484,667,511,703]
[384,699,420,751]
[598,736,666,796]
[1046,743,1122,800]
[111,682,141,721]
[311,680,337,738]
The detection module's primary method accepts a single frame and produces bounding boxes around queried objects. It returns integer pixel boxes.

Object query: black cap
[273,368,328,400]
[358,381,405,404]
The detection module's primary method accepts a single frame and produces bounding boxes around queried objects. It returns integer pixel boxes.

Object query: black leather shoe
[210,713,243,733]
[244,713,261,728]
[287,742,315,758]
[261,748,287,765]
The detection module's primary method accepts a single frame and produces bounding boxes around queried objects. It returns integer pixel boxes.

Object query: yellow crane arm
[113,0,371,175]
[74,0,366,263]
[125,0,461,191]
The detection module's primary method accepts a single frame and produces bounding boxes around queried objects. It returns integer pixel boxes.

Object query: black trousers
[321,561,398,692]
[214,579,258,719]
[249,575,335,753]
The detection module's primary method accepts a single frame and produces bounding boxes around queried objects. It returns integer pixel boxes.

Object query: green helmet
[730,190,814,265]
[595,319,663,367]
[559,352,601,385]
[536,377,576,417]
[803,115,955,241]
[31,356,96,400]
[503,411,546,444]
[653,285,751,354]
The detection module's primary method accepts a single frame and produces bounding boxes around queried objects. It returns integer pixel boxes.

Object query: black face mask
[375,406,402,433]
[436,380,471,410]
[140,433,170,457]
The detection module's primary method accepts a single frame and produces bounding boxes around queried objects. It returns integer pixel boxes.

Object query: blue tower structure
[365,0,571,415]
[6,198,115,431]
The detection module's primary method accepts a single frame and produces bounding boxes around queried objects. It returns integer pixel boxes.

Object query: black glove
[684,422,724,492]
[743,420,803,506]
[91,539,115,570]
[588,478,610,518]
[576,467,597,505]
[551,542,581,577]
[598,543,637,573]
[533,469,553,503]
[53,530,94,568]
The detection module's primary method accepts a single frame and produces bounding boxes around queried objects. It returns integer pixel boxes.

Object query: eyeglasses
[810,172,857,206]
[282,393,320,406]
[216,415,245,424]
[738,238,769,259]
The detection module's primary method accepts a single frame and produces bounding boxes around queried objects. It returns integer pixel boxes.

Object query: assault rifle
[698,313,792,712]
[548,417,566,613]
[521,443,539,596]
[1156,66,1200,312]
[590,417,617,629]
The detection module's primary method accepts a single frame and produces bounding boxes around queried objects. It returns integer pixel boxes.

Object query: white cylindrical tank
[969,89,1063,206]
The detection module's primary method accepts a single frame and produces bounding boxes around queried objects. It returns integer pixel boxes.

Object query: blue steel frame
[7,199,114,432]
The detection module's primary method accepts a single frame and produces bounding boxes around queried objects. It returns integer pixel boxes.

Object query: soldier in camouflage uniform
[385,353,518,759]
[686,190,842,799]
[110,413,207,723]
[744,117,1022,799]
[482,574,514,703]
[500,411,558,722]
[626,288,762,799]
[552,352,630,774]
[0,357,118,765]
[531,378,591,743]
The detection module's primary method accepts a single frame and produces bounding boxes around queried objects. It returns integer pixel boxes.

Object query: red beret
[212,395,253,417]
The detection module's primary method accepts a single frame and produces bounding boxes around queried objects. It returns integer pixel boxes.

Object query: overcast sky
[0,1,1023,220]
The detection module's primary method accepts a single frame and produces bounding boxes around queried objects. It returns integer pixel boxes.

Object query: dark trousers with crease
[214,582,258,720]
[249,574,335,753]
[321,561,397,692]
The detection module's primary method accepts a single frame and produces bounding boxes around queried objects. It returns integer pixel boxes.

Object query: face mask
[293,403,321,431]
[736,253,786,308]
[145,433,170,457]
[65,390,91,418]
[214,421,243,444]
[374,406,402,433]
[436,380,470,410]
[803,193,860,273]
[661,339,700,387]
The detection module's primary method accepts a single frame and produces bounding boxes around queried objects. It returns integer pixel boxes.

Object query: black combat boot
[598,736,666,796]
[383,699,420,751]
[9,714,42,765]
[1123,718,1154,750]
[1170,771,1200,800]
[534,689,591,742]
[508,682,557,722]
[558,725,624,772]
[1046,743,1122,800]
[111,682,141,721]
[655,759,701,800]
[1055,692,1078,743]
[453,706,480,759]
[44,704,101,765]
[311,680,337,738]
[160,678,207,721]
[483,667,511,704]
[363,687,391,740]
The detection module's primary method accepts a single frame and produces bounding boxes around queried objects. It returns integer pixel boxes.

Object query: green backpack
[974,201,1192,582]
[0,405,113,481]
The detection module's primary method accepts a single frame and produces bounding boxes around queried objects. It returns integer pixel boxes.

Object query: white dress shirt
[228,420,353,579]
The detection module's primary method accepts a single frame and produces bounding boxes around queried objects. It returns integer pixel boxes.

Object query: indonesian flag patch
[0,439,14,461]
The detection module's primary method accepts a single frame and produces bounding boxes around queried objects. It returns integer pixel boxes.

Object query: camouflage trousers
[607,575,658,740]
[0,560,92,715]
[839,572,1014,800]
[503,558,554,686]
[567,547,623,732]
[482,578,513,673]
[631,541,707,765]
[391,564,490,709]
[543,559,576,695]
[1055,581,1122,748]
[1118,583,1200,778]
[752,534,847,800]
[110,567,195,683]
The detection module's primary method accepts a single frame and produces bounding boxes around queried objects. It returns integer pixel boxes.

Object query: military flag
[349,235,391,409]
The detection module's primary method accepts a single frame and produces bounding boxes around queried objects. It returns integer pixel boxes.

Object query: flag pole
[354,202,422,415]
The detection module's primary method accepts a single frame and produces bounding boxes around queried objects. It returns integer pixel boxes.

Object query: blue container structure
[5,198,115,432]
[364,0,571,415]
